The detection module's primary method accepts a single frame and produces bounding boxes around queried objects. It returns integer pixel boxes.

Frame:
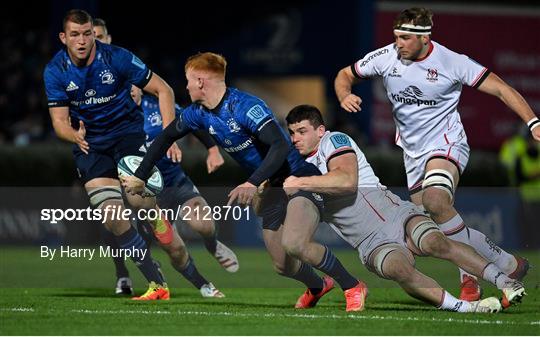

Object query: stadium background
[0,1,539,335]
[1,0,538,250]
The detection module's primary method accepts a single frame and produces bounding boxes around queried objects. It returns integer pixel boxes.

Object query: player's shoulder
[96,41,132,63]
[44,49,69,75]
[229,87,266,108]
[323,131,354,150]
[432,41,468,60]
[229,87,271,122]
[359,42,397,63]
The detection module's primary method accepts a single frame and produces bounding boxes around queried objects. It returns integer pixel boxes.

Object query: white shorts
[404,141,470,194]
[324,186,425,265]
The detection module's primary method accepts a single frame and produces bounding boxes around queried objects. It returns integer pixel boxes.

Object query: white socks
[438,291,471,312]
[438,214,517,276]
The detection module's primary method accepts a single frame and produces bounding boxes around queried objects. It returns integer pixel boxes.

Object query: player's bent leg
[373,245,501,313]
[405,217,527,308]
[86,178,166,299]
[281,196,323,265]
[182,196,215,238]
[100,225,133,295]
[263,227,330,308]
[282,196,362,311]
[158,227,224,298]
[181,196,239,272]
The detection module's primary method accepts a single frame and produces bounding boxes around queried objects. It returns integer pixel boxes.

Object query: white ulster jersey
[306,131,380,187]
[352,41,489,158]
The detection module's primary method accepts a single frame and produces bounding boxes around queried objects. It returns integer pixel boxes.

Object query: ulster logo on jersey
[426,68,438,82]
[99,70,115,84]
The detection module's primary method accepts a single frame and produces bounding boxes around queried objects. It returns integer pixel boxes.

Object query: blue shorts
[73,132,146,184]
[157,175,201,210]
[259,163,325,231]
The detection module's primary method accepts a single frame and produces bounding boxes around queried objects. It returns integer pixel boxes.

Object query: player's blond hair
[393,7,433,31]
[185,52,227,79]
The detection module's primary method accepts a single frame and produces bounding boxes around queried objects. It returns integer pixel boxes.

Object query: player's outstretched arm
[49,106,89,153]
[227,122,289,207]
[335,66,363,113]
[477,72,540,141]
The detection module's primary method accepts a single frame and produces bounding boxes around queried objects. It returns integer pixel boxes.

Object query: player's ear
[59,32,67,45]
[317,124,325,137]
[198,78,204,89]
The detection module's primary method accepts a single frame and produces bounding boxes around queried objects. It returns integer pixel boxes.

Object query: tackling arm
[290,152,358,195]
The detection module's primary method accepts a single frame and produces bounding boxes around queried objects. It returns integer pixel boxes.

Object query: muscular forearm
[52,120,77,143]
[157,90,175,128]
[499,86,537,123]
[295,170,357,195]
[335,68,355,103]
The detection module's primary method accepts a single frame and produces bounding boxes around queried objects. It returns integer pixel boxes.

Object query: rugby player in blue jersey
[123,52,368,311]
[91,19,237,298]
[44,9,178,300]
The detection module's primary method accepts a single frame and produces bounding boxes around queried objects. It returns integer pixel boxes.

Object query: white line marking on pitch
[0,307,35,312]
[3,307,538,326]
[68,309,540,326]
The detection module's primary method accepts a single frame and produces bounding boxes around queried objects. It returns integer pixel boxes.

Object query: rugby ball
[117,155,163,196]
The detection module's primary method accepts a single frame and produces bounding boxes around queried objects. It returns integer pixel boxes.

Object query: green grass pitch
[0,246,538,335]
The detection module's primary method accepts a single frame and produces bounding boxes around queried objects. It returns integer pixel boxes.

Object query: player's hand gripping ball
[117,155,163,197]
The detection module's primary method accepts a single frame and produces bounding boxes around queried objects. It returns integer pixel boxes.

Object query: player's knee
[183,197,215,236]
[421,232,452,258]
[125,193,155,210]
[381,251,415,283]
[422,188,451,216]
[281,236,305,259]
[272,262,287,275]
[409,219,444,256]
[422,169,455,216]
[165,239,188,264]
[385,261,415,283]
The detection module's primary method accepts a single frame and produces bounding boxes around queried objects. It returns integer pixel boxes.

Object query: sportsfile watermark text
[40,205,250,224]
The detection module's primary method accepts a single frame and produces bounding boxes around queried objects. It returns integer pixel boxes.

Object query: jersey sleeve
[238,100,274,134]
[350,46,392,79]
[321,132,356,166]
[452,54,490,89]
[43,65,69,107]
[178,105,200,131]
[174,104,183,118]
[112,46,153,88]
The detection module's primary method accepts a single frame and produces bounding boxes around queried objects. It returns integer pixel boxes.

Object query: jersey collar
[414,41,434,62]
[209,87,231,114]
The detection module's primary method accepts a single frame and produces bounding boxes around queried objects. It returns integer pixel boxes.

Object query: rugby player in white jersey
[283,104,526,312]
[334,7,538,301]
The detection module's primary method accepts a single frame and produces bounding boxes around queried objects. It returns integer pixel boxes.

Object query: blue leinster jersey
[181,88,308,177]
[43,40,151,143]
[141,95,184,187]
